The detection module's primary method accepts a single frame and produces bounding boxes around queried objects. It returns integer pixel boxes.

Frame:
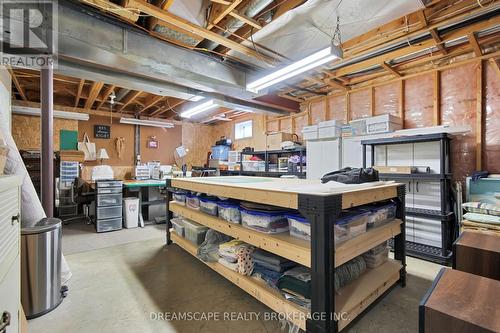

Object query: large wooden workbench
[166,176,407,333]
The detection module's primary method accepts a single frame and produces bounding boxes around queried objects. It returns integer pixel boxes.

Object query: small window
[235,120,252,140]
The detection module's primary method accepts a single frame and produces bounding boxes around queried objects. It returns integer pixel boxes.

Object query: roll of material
[334,256,366,292]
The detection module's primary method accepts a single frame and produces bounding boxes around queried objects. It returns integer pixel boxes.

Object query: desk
[123,180,167,225]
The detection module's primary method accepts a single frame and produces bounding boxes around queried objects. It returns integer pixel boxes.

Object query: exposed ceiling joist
[122,0,274,62]
[96,84,116,109]
[228,10,262,30]
[429,28,447,54]
[140,95,165,113]
[207,0,243,30]
[210,0,232,5]
[8,68,27,101]
[74,79,84,107]
[117,90,142,112]
[468,32,483,56]
[82,0,140,21]
[380,62,402,77]
[84,81,104,109]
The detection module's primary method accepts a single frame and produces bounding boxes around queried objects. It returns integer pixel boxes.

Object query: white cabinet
[306,138,341,180]
[0,176,21,333]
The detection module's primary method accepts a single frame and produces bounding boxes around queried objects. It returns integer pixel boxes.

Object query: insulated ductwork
[200,0,275,51]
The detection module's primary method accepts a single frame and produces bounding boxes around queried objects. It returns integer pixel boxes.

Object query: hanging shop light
[180,99,220,118]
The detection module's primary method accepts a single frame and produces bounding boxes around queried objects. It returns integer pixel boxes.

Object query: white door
[307,139,340,179]
[413,181,442,211]
[413,216,442,248]
[0,256,20,333]
[413,142,441,173]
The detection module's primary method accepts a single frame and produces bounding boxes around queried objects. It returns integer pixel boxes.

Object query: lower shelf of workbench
[170,231,403,332]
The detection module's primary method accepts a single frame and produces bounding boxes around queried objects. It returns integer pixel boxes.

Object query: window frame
[234,119,253,140]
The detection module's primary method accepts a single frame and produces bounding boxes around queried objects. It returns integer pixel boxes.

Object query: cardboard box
[266,132,295,150]
[374,166,414,174]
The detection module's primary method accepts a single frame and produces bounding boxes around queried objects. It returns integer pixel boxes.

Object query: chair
[58,178,94,225]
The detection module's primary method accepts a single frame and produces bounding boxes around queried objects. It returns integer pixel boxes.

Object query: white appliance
[0,176,21,333]
[306,138,341,180]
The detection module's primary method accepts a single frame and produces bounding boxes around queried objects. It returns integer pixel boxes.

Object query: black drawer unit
[95,180,123,232]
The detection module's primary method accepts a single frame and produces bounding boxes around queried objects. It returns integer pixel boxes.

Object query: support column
[41,64,54,217]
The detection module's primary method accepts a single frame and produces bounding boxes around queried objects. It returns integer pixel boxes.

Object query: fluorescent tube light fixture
[180,99,219,118]
[247,45,343,93]
[12,105,90,121]
[119,118,174,128]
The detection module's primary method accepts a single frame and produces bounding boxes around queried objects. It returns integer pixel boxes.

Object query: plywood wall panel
[349,89,371,120]
[404,74,434,128]
[182,122,213,168]
[328,95,347,123]
[12,115,78,151]
[440,63,477,181]
[140,125,182,165]
[483,61,500,173]
[78,115,135,166]
[374,82,399,116]
[267,118,279,132]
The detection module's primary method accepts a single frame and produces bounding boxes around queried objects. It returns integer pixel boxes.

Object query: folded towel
[251,249,291,266]
[252,258,297,273]
[277,266,311,299]
[218,258,238,271]
[252,263,283,287]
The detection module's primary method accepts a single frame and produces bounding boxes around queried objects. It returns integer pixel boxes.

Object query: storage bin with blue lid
[334,210,369,243]
[199,196,219,216]
[360,202,396,228]
[186,192,200,210]
[286,214,310,241]
[173,190,187,205]
[217,201,240,224]
[241,208,289,234]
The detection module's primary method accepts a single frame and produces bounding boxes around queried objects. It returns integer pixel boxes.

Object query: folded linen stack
[250,249,297,288]
[218,240,255,275]
[277,266,311,309]
[197,229,232,263]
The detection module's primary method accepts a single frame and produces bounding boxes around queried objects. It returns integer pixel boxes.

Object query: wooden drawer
[0,186,20,277]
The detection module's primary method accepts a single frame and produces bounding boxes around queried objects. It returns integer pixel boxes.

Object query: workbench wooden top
[171,176,402,209]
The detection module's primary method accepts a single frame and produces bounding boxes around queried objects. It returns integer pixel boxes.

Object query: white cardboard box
[318,120,342,139]
[302,125,318,141]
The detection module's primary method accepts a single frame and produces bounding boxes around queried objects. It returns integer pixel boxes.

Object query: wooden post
[370,86,375,116]
[476,60,483,170]
[345,92,350,122]
[433,70,441,126]
[325,96,331,121]
[399,80,405,128]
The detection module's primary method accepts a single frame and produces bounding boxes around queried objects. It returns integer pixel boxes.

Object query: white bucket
[123,197,140,228]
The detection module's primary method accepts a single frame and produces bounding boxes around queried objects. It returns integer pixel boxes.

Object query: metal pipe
[41,63,54,217]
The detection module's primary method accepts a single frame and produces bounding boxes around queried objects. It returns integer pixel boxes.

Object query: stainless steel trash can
[21,218,66,319]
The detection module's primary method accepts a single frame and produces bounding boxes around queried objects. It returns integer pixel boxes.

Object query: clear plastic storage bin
[334,210,369,243]
[199,197,219,216]
[186,193,200,210]
[363,243,389,268]
[363,203,397,229]
[183,218,209,245]
[241,160,265,172]
[218,201,240,223]
[286,214,310,241]
[173,191,187,205]
[241,208,289,234]
[170,217,185,237]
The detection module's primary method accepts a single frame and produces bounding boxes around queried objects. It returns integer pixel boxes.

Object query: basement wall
[258,61,499,180]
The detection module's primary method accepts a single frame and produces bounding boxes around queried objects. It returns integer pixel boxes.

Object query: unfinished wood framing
[8,68,27,101]
[433,70,440,126]
[74,79,84,107]
[95,84,115,110]
[469,32,483,56]
[84,81,104,109]
[117,90,142,112]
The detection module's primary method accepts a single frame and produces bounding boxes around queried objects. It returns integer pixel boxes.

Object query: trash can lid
[21,218,62,235]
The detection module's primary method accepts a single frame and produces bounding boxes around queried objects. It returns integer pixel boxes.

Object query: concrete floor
[29,226,442,333]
